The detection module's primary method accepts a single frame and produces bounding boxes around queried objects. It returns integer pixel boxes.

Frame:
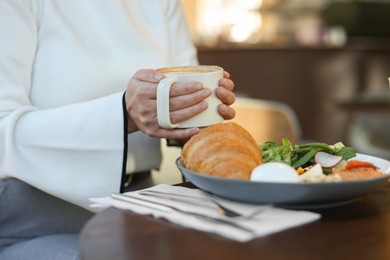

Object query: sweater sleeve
[0,0,159,211]
[0,94,126,211]
[164,0,199,66]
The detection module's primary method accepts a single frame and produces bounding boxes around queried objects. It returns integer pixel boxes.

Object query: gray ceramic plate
[176,154,390,209]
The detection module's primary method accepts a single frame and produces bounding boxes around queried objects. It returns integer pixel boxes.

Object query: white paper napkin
[90,184,320,242]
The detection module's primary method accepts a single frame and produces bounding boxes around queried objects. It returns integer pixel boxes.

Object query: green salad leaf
[258,138,356,170]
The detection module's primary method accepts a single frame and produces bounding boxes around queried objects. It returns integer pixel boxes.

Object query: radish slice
[314,152,343,168]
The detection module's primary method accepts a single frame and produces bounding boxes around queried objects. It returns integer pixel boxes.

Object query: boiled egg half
[250,162,299,183]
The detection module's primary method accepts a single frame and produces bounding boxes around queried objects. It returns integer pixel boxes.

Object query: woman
[0,0,236,259]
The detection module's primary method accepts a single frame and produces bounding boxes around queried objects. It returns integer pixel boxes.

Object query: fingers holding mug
[168,99,209,125]
[168,82,212,111]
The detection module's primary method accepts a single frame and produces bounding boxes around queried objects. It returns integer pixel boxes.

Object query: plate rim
[176,153,390,207]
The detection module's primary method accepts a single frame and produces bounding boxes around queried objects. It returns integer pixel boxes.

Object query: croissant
[182,122,262,180]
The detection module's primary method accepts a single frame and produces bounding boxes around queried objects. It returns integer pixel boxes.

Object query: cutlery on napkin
[111,192,256,234]
[89,184,321,242]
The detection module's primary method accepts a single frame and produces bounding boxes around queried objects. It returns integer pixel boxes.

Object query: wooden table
[80,182,390,260]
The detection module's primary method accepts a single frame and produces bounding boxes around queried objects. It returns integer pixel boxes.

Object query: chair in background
[347,113,390,160]
[230,97,302,144]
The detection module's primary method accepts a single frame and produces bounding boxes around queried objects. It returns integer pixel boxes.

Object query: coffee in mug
[156,65,224,129]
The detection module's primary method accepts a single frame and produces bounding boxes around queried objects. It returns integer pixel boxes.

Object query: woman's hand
[124,68,236,140]
[125,69,211,139]
[216,71,236,120]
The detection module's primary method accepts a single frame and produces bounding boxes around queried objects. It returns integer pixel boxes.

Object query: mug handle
[157,76,179,129]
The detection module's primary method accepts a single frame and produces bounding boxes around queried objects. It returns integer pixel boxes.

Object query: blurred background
[180,0,390,158]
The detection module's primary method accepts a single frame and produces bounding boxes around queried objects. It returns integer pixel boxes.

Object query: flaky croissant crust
[182,122,262,180]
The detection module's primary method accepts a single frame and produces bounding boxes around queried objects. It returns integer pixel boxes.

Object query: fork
[139,190,266,218]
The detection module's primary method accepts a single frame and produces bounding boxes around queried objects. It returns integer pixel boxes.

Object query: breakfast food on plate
[297,159,385,183]
[257,139,386,183]
[329,160,384,181]
[181,123,386,183]
[182,122,262,180]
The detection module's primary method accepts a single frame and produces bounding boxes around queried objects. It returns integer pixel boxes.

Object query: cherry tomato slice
[346,160,377,170]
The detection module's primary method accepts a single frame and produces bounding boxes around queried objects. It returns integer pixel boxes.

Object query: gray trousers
[0,178,94,260]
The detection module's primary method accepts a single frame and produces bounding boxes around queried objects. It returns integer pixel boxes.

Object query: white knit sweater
[0,0,198,210]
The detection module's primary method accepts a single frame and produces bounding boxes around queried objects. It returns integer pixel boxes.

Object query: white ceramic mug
[156,65,224,129]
